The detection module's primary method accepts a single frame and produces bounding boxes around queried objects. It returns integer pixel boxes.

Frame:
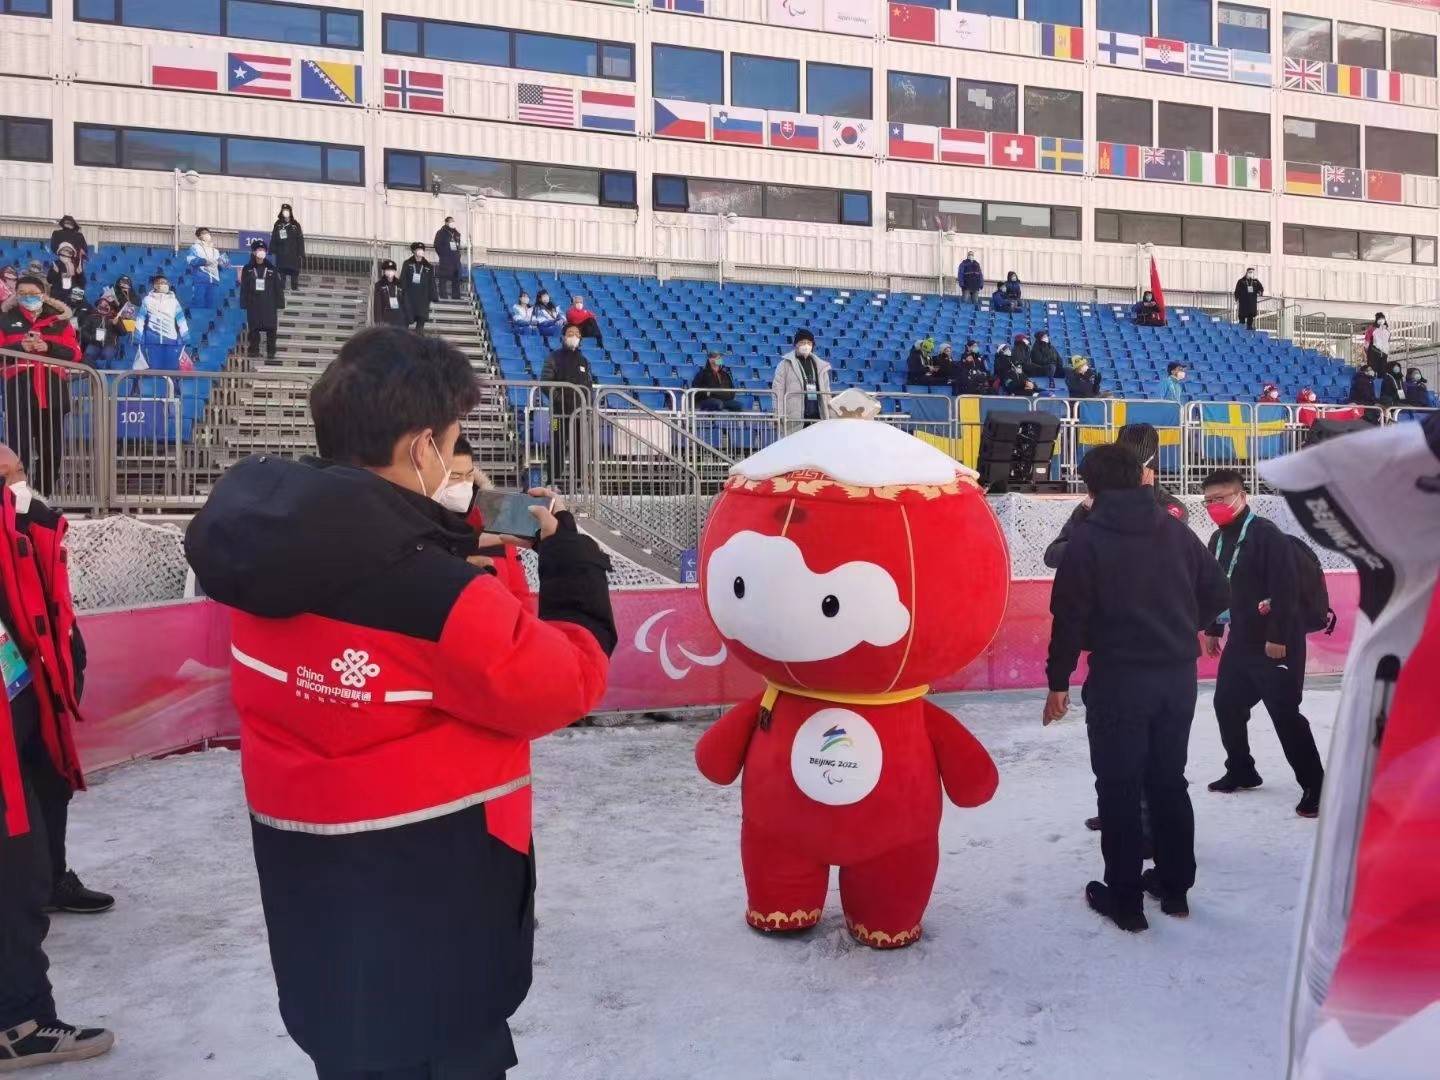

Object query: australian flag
[1323,165,1363,199]
[1143,146,1185,182]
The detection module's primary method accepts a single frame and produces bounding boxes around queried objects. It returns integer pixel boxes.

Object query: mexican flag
[1216,153,1271,190]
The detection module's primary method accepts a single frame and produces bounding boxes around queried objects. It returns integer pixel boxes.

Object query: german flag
[1285,161,1323,196]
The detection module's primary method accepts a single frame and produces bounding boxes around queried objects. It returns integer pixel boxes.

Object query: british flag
[1283,56,1324,93]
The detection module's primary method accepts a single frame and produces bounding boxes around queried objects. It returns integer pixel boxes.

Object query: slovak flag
[653,98,709,141]
[887,122,936,161]
[769,111,822,151]
[989,131,1037,170]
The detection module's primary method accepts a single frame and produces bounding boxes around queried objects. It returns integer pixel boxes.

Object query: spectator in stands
[102,276,137,364]
[1162,362,1187,405]
[511,291,535,328]
[449,436,530,603]
[0,266,17,307]
[1066,356,1102,399]
[67,287,107,368]
[565,295,604,349]
[1026,329,1062,383]
[1259,383,1281,403]
[951,342,993,397]
[1405,368,1435,407]
[185,227,229,311]
[990,282,1018,314]
[957,250,984,304]
[240,240,283,361]
[1013,333,1032,370]
[45,244,84,304]
[773,328,831,425]
[268,203,304,293]
[1347,361,1380,419]
[906,337,948,386]
[935,341,956,373]
[991,342,1014,384]
[0,277,78,495]
[541,323,596,483]
[1379,360,1406,408]
[534,289,563,346]
[1364,313,1391,369]
[47,216,88,272]
[373,260,408,327]
[134,273,190,371]
[1003,271,1023,305]
[999,353,1038,399]
[1296,387,1317,406]
[402,243,439,333]
[434,216,464,301]
[1132,290,1165,327]
[1234,268,1264,331]
[693,349,742,411]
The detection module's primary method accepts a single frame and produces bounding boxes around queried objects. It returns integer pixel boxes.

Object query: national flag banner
[227,52,294,98]
[1039,136,1083,174]
[653,98,709,141]
[654,0,707,11]
[888,2,937,43]
[826,115,873,156]
[1326,64,1363,97]
[1097,30,1142,69]
[1143,37,1186,76]
[887,122,937,161]
[1185,149,1216,185]
[937,10,990,51]
[1386,69,1403,103]
[1285,161,1323,196]
[1230,49,1272,86]
[1097,142,1139,178]
[1188,43,1231,80]
[766,0,821,31]
[823,0,877,37]
[1224,155,1271,190]
[1142,146,1185,182]
[1149,256,1166,324]
[1324,164,1363,199]
[938,127,987,165]
[1366,168,1402,203]
[516,83,575,127]
[299,60,361,105]
[1040,24,1083,61]
[1283,56,1324,93]
[768,110,822,151]
[384,68,445,113]
[990,131,1037,170]
[150,47,224,93]
[710,104,766,146]
[580,89,636,134]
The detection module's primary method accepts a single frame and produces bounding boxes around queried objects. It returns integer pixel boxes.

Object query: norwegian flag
[1284,56,1324,93]
[384,68,445,113]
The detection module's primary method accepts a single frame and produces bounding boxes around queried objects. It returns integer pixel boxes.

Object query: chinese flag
[1367,169,1402,204]
[1149,256,1166,323]
[888,2,937,42]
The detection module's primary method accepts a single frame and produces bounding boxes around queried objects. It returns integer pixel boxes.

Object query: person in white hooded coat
[185,228,229,311]
[771,328,832,428]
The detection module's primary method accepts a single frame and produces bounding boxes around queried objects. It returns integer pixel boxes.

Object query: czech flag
[653,98,708,141]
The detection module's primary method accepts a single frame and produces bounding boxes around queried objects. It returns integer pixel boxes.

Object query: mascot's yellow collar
[758,682,930,729]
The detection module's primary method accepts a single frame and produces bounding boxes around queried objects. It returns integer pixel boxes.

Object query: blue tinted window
[807,62,870,118]
[732,54,798,111]
[123,130,223,173]
[904,0,948,7]
[226,1,321,44]
[119,0,221,32]
[1098,0,1149,35]
[600,43,633,79]
[840,192,871,226]
[959,0,1017,17]
[1026,0,1081,25]
[888,70,950,127]
[383,16,420,54]
[601,171,637,207]
[228,138,324,181]
[75,126,118,166]
[1,117,52,162]
[325,147,362,184]
[325,11,360,47]
[75,0,115,17]
[425,23,508,66]
[8,0,53,12]
[425,155,513,198]
[1217,3,1267,52]
[515,32,599,77]
[653,44,723,104]
[386,151,423,189]
[1158,0,1210,45]
[654,176,687,210]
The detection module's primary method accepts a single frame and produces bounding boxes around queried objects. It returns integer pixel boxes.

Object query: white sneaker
[0,1020,115,1071]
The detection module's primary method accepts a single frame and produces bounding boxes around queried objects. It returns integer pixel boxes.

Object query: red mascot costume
[694,402,1009,949]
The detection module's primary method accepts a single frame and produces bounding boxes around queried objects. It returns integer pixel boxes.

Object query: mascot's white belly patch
[789,708,883,806]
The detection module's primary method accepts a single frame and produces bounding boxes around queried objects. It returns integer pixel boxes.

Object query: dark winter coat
[372,279,409,326]
[1043,484,1188,570]
[951,358,994,397]
[401,257,438,322]
[269,215,305,271]
[1348,369,1378,408]
[1378,369,1405,407]
[540,345,595,417]
[1133,299,1164,326]
[70,301,106,351]
[48,225,88,267]
[1029,339,1061,375]
[692,362,737,405]
[991,288,1018,313]
[46,264,85,303]
[1004,278,1023,302]
[1047,486,1229,691]
[1405,379,1435,407]
[958,258,984,293]
[1066,367,1102,398]
[1206,508,1301,651]
[434,226,463,275]
[240,260,284,331]
[1012,337,1032,369]
[1234,276,1264,317]
[907,346,937,382]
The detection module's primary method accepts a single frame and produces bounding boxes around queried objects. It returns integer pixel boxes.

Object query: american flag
[1283,56,1324,93]
[516,83,575,127]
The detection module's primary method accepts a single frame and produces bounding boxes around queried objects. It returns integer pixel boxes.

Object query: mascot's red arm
[923,699,999,808]
[695,696,762,785]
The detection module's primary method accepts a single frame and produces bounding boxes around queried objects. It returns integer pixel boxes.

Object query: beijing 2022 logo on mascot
[694,392,1010,949]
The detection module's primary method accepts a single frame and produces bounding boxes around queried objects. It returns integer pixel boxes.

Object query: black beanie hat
[1116,423,1160,468]
[793,328,815,346]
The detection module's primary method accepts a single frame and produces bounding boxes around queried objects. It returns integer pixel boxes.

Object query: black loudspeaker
[976,410,1062,492]
[1304,418,1376,446]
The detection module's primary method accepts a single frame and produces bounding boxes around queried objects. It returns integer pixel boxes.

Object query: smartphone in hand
[474,490,554,544]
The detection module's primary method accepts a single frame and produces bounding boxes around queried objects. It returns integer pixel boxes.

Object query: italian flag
[1186,150,1215,185]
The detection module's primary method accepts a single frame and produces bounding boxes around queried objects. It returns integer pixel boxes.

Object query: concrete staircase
[428,297,526,489]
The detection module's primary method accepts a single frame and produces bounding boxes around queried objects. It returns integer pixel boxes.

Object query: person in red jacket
[185,327,615,1080]
[442,436,531,603]
[564,293,604,348]
[0,276,77,498]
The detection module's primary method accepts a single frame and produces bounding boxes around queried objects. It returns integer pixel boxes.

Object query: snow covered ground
[49,683,1339,1080]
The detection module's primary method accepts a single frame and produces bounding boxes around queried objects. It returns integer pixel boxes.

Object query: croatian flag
[939,127,987,166]
[711,105,766,146]
[1096,30,1142,69]
[887,123,936,161]
[769,111,822,151]
[228,53,294,98]
[1143,37,1186,75]
[579,90,636,134]
[653,98,709,141]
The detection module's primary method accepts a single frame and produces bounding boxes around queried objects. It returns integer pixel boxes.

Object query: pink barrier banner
[72,573,1358,768]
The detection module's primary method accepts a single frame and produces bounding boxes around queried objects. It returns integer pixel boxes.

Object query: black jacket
[1044,485,1188,569]
[48,226,88,263]
[1012,338,1032,369]
[373,279,409,326]
[998,359,1033,397]
[434,226,463,273]
[1047,487,1229,691]
[1348,369,1378,407]
[1234,277,1264,317]
[1028,339,1061,374]
[692,362,737,403]
[70,301,106,351]
[240,260,283,330]
[540,345,595,416]
[1378,369,1405,407]
[1406,380,1433,406]
[907,347,942,382]
[46,264,85,302]
[1206,508,1299,651]
[401,257,438,322]
[269,216,305,271]
[1066,368,1102,398]
[952,358,993,397]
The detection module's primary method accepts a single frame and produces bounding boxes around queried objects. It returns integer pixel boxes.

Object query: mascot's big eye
[733,576,745,599]
[821,595,840,618]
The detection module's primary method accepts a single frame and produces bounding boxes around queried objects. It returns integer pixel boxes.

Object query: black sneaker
[1207,770,1264,793]
[1084,815,1102,832]
[1140,868,1190,917]
[44,870,115,915]
[1296,786,1323,819]
[1085,881,1148,933]
[0,1019,114,1070]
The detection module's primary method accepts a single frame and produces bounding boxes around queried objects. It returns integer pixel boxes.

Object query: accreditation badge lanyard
[0,612,33,702]
[1212,514,1254,625]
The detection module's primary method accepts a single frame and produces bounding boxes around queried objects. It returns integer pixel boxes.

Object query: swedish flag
[1039,137,1084,174]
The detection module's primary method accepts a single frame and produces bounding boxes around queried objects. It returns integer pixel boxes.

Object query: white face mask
[1176,371,1186,381]
[438,480,474,514]
[795,343,812,358]
[384,270,396,280]
[411,435,448,503]
[8,481,31,515]
[281,211,291,219]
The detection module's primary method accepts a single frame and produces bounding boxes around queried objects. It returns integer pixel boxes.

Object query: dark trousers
[1240,314,1256,330]
[547,411,585,487]
[317,1060,504,1080]
[279,267,301,291]
[1084,663,1198,914]
[574,317,604,349]
[698,397,742,412]
[247,327,277,359]
[1213,644,1324,789]
[0,709,57,1029]
[437,269,462,300]
[1023,360,1060,380]
[411,319,428,334]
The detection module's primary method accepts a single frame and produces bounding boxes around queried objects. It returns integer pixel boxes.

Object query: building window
[1392,30,1437,78]
[378,16,632,80]
[767,185,839,224]
[1024,87,1082,139]
[687,179,763,216]
[840,191,871,226]
[654,175,687,211]
[889,195,1080,240]
[1361,233,1413,264]
[1366,127,1438,177]
[0,116,52,162]
[3,0,52,14]
[1183,217,1242,250]
[1097,95,1152,146]
[601,171,636,208]
[888,71,950,127]
[1283,13,1331,62]
[1283,117,1359,167]
[958,0,1017,16]
[731,54,799,112]
[1416,237,1438,265]
[654,176,866,226]
[1097,0,1150,36]
[77,124,363,185]
[76,0,362,47]
[956,79,1017,134]
[386,150,636,207]
[1337,22,1384,69]
[1158,0,1211,46]
[1218,109,1269,158]
[653,44,723,103]
[1096,209,1269,251]
[807,63,871,119]
[1158,102,1212,152]
[1025,0,1082,25]
[1301,226,1359,260]
[1244,222,1269,253]
[1218,3,1268,53]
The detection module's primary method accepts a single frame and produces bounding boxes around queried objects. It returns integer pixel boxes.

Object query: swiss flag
[989,131,1036,170]
[888,2,937,43]
[1366,169,1401,203]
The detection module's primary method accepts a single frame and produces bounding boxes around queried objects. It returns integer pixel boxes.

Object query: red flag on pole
[1149,255,1166,324]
